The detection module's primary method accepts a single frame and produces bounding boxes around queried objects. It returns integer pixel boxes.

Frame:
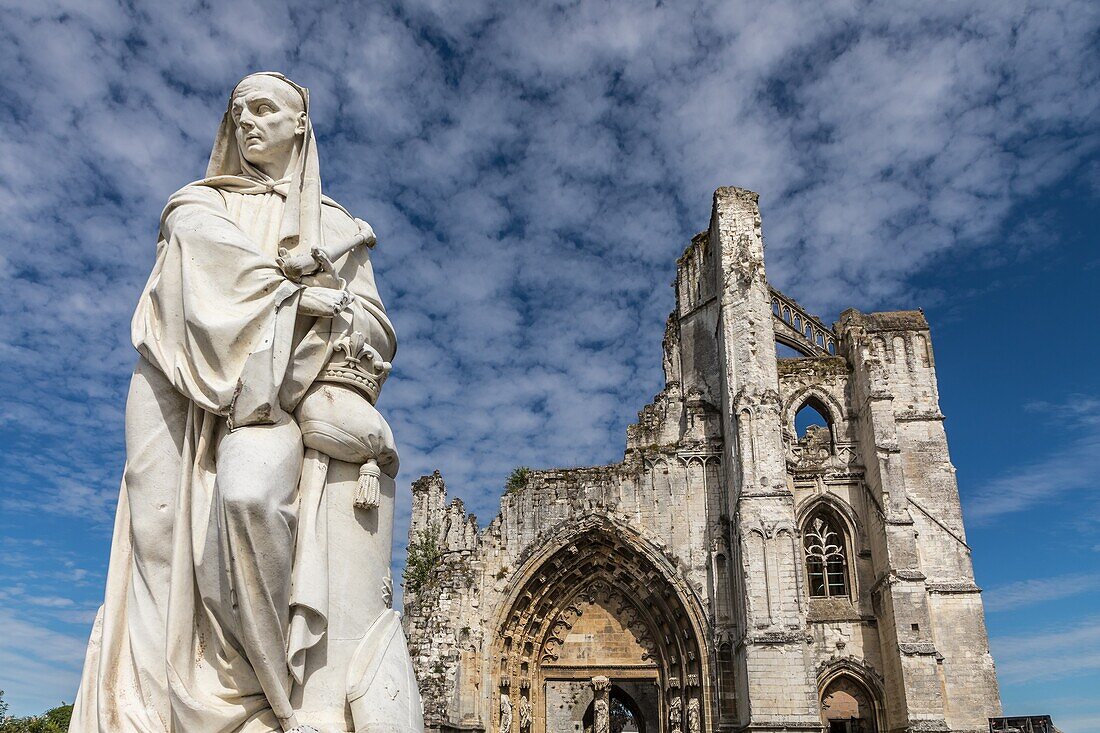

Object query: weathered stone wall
[403,187,1001,733]
[836,310,1001,733]
[545,681,592,733]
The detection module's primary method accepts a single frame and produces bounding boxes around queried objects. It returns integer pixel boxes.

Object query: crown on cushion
[319,331,392,404]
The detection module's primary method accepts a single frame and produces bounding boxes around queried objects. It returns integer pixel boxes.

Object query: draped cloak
[70,73,396,733]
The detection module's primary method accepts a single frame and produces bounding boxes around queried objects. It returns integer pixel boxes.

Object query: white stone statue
[70,72,423,733]
[593,698,609,733]
[668,695,683,733]
[591,676,610,733]
[686,697,700,733]
[518,695,532,733]
[500,693,513,733]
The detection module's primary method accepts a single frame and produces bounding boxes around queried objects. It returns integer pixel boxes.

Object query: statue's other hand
[298,286,351,317]
[354,217,377,248]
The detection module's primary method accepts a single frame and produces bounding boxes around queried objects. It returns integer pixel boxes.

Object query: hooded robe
[70,73,396,733]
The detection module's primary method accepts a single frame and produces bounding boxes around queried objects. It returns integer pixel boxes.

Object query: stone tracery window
[803,512,849,598]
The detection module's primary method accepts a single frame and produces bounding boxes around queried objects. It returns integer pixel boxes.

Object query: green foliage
[610,696,636,733]
[43,706,71,729]
[505,466,531,493]
[403,523,442,594]
[0,692,73,733]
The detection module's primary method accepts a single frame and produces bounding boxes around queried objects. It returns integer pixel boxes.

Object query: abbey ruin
[402,187,1002,733]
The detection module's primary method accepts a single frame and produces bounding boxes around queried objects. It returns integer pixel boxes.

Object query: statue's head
[229,74,307,178]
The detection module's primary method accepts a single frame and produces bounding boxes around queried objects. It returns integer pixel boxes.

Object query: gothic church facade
[402,187,1001,733]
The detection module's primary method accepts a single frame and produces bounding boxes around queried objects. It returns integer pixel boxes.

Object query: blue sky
[0,0,1097,728]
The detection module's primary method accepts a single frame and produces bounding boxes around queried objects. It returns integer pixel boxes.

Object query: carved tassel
[354,459,381,510]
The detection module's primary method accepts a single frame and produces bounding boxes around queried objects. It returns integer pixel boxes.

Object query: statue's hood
[203,72,323,256]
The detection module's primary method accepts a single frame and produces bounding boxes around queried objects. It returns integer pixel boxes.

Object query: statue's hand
[304,245,346,290]
[298,287,351,317]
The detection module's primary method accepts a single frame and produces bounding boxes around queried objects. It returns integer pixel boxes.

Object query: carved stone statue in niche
[592,676,611,733]
[668,694,683,733]
[518,695,533,733]
[70,72,422,733]
[687,697,701,733]
[798,423,833,465]
[500,692,514,733]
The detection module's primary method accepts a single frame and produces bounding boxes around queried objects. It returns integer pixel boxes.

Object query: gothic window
[793,397,834,462]
[714,553,732,622]
[804,512,849,598]
[795,400,830,439]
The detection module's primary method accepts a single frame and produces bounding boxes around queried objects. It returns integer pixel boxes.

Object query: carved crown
[319,331,392,403]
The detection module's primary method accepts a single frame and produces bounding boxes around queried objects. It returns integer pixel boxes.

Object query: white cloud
[1055,713,1100,733]
[967,397,1100,523]
[984,573,1100,613]
[24,595,75,608]
[0,0,1097,714]
[1026,396,1100,428]
[991,617,1100,685]
[0,608,86,716]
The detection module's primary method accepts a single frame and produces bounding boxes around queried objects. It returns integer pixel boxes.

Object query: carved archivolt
[782,386,846,429]
[490,516,711,733]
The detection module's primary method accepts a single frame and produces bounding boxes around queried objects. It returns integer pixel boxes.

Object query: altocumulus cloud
[0,0,1097,712]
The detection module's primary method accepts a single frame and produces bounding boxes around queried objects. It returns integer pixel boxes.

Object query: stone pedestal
[292,462,423,733]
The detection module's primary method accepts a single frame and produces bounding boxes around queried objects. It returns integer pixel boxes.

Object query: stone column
[592,676,610,733]
[710,187,820,732]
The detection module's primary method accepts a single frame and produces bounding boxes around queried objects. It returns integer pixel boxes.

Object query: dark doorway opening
[582,685,647,733]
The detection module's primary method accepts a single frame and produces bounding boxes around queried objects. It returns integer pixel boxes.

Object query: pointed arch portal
[491,517,711,733]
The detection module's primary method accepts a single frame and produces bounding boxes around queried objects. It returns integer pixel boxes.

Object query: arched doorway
[490,517,711,733]
[582,684,649,733]
[820,673,882,733]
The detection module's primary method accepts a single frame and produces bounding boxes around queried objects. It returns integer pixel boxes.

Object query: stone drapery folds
[70,73,421,733]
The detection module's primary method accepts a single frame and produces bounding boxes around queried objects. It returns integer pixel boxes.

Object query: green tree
[0,695,73,733]
[43,705,72,730]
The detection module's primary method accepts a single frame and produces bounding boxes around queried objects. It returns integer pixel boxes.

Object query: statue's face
[231,76,306,175]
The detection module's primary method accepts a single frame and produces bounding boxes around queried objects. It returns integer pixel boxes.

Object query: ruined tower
[403,187,1001,733]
